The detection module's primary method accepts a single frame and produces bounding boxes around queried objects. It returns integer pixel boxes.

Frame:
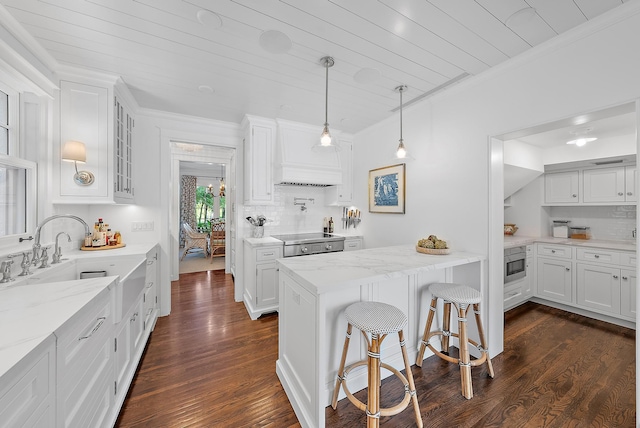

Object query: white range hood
[274,119,343,187]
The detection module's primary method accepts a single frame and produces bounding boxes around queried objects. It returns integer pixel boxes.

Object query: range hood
[274,119,343,187]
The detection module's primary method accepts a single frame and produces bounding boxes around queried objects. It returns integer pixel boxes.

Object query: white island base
[275,245,487,428]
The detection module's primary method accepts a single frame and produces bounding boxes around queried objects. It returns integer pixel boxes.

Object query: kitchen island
[276,244,486,428]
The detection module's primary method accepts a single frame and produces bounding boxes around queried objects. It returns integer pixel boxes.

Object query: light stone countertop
[0,276,117,380]
[277,244,485,295]
[244,237,284,247]
[504,235,636,252]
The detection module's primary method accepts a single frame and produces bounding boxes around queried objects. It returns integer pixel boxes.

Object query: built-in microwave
[504,246,526,284]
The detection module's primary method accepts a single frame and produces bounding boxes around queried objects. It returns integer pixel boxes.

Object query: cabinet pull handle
[594,254,600,258]
[551,250,556,253]
[622,276,628,280]
[131,312,139,322]
[613,275,619,279]
[565,267,570,271]
[263,252,274,256]
[79,317,106,341]
[147,281,153,288]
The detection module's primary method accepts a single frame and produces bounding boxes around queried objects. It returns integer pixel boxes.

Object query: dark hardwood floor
[116,271,636,427]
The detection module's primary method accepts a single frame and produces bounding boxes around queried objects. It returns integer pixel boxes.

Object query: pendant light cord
[324,58,329,126]
[399,86,403,142]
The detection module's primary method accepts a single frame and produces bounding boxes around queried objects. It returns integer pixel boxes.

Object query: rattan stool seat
[429,282,481,305]
[345,301,407,335]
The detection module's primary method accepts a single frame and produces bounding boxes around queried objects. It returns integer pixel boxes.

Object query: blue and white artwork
[373,173,399,206]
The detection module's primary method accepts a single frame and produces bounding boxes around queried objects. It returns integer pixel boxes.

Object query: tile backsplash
[242,186,350,238]
[550,205,636,241]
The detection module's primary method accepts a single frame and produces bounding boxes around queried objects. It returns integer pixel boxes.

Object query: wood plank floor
[116,271,636,427]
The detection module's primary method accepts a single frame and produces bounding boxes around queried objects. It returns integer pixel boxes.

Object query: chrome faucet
[52,232,71,264]
[0,256,15,283]
[18,252,32,276]
[32,215,91,265]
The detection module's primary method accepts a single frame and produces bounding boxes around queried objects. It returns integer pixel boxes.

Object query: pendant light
[313,56,340,152]
[394,85,413,160]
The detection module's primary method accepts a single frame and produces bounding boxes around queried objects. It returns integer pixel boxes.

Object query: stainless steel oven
[271,233,345,257]
[504,246,526,284]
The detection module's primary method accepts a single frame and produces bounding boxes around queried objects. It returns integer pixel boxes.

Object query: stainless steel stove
[271,233,345,257]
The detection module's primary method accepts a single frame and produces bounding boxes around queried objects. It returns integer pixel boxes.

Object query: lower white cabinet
[576,263,621,314]
[0,335,56,428]
[243,241,283,320]
[536,257,573,304]
[343,237,363,252]
[56,288,114,428]
[620,269,637,318]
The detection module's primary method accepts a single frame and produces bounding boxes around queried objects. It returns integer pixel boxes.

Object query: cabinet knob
[594,254,600,258]
[618,192,624,196]
[622,276,628,280]
[628,192,633,196]
[565,267,570,271]
[613,275,619,279]
[551,249,556,253]
[572,194,577,198]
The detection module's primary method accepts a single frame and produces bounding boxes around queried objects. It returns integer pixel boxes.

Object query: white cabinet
[56,79,136,204]
[243,241,283,320]
[113,92,135,202]
[325,139,353,205]
[242,115,276,205]
[0,335,55,428]
[620,269,636,318]
[536,256,573,304]
[576,263,621,314]
[504,245,533,311]
[544,170,579,204]
[56,288,114,428]
[343,237,363,252]
[583,166,635,203]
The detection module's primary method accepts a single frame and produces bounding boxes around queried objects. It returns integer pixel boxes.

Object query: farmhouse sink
[25,255,148,323]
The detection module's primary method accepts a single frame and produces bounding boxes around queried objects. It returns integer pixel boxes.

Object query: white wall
[352,4,640,360]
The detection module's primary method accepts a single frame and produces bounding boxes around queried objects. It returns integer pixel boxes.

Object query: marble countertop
[505,235,636,251]
[0,276,117,380]
[244,237,284,247]
[277,244,485,295]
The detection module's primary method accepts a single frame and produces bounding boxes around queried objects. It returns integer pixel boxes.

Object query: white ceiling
[0,0,632,133]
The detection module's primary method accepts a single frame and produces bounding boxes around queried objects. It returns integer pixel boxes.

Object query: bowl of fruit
[416,235,450,255]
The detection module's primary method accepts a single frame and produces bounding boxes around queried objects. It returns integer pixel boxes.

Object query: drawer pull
[79,317,106,341]
[131,312,139,322]
[263,252,274,256]
[594,254,600,258]
[551,250,556,253]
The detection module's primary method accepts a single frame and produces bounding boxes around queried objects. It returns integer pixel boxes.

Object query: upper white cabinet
[544,164,636,206]
[544,170,579,204]
[583,166,636,203]
[242,115,276,205]
[56,78,136,204]
[326,138,353,205]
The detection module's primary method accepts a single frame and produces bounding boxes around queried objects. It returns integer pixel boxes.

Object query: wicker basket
[416,245,451,255]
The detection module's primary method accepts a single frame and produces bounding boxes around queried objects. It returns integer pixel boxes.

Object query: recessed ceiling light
[198,85,214,93]
[506,7,537,28]
[196,10,222,28]
[566,127,597,146]
[353,67,381,85]
[259,30,292,54]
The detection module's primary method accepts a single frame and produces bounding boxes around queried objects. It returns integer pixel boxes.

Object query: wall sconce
[61,140,94,186]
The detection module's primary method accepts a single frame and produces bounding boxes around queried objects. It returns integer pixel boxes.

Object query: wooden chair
[181,223,209,260]
[209,220,225,261]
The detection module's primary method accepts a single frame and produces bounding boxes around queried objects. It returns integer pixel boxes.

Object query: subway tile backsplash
[550,205,636,241]
[242,186,345,238]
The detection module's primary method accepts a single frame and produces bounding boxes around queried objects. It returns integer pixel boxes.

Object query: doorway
[169,142,236,282]
[178,160,227,274]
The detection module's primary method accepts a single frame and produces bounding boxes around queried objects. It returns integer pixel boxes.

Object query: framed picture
[368,163,406,214]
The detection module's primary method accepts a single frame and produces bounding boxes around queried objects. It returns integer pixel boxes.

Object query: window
[0,82,36,242]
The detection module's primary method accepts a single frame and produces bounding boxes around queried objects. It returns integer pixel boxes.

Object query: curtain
[180,175,197,247]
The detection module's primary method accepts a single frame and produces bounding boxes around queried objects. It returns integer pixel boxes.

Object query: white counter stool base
[416,283,494,399]
[331,301,422,428]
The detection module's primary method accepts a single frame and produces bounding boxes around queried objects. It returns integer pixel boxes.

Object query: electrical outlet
[131,221,155,231]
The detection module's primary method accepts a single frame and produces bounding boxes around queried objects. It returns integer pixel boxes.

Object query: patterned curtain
[180,175,197,247]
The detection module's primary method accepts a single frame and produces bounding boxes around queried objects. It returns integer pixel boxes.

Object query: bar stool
[416,283,494,399]
[331,301,422,428]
